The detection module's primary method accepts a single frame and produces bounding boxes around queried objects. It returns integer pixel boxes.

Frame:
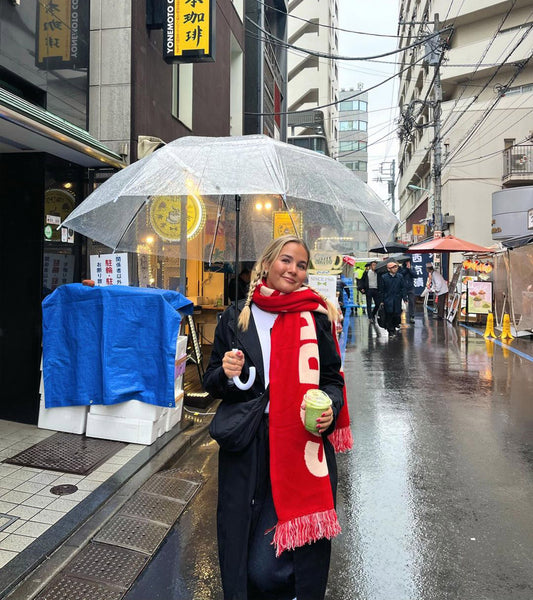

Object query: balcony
[502,145,533,187]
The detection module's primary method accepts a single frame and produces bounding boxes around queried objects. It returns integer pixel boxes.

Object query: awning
[0,87,126,169]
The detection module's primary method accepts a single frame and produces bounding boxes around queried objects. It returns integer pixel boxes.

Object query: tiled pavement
[0,420,145,569]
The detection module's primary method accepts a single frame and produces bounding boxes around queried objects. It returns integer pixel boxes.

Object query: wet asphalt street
[125,312,533,600]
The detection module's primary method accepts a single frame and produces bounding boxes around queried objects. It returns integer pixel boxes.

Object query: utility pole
[375,159,396,215]
[428,13,443,237]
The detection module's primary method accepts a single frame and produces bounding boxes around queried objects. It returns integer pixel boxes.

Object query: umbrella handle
[230,348,256,390]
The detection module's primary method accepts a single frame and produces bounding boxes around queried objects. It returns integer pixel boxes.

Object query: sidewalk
[0,362,213,600]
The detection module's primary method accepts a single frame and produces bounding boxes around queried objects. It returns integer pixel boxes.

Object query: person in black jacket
[378,261,407,337]
[400,259,417,323]
[203,234,346,600]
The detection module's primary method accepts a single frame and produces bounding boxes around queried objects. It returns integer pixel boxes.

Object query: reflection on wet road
[126,314,533,599]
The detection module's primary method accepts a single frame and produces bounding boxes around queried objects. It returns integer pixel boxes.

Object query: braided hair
[237,235,339,331]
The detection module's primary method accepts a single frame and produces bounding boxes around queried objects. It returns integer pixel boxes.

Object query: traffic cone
[483,313,496,338]
[500,313,514,340]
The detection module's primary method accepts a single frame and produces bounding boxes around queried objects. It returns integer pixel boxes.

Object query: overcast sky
[337,1,401,202]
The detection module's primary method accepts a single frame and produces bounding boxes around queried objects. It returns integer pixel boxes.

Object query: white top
[251,304,278,412]
[367,269,378,289]
[430,271,448,295]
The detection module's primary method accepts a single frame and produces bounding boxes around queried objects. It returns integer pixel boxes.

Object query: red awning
[408,235,493,253]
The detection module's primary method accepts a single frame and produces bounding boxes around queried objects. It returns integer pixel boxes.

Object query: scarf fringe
[272,509,342,557]
[329,425,353,454]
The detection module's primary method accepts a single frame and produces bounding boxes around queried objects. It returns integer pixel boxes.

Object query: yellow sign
[150,195,205,242]
[36,0,88,68]
[273,211,303,238]
[412,224,426,236]
[164,0,215,63]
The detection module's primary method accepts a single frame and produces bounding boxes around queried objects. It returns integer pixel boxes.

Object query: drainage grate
[64,542,148,589]
[50,484,78,496]
[4,433,127,475]
[34,574,123,600]
[93,515,168,554]
[141,474,199,502]
[0,513,18,532]
[119,491,186,527]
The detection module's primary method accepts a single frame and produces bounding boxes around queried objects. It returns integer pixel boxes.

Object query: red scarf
[252,283,352,556]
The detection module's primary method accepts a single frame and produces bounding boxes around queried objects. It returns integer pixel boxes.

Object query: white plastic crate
[165,391,184,432]
[86,411,167,445]
[89,400,166,421]
[38,398,88,435]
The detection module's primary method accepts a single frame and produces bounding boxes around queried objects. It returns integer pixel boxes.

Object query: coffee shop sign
[308,252,343,274]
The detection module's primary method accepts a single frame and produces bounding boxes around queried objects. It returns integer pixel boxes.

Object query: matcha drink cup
[304,389,332,433]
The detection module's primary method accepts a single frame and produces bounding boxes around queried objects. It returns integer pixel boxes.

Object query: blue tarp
[42,284,193,408]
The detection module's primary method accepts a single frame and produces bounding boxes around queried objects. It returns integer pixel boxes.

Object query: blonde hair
[238,235,338,330]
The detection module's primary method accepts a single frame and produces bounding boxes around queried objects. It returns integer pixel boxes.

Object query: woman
[203,235,351,600]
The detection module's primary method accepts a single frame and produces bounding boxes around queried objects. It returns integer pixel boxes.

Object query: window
[172,64,193,129]
[339,99,368,112]
[339,120,367,131]
[339,140,367,153]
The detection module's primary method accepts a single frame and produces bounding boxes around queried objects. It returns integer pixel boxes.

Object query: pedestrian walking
[228,267,252,302]
[357,260,379,322]
[426,263,449,320]
[400,259,417,323]
[203,234,351,600]
[378,261,407,337]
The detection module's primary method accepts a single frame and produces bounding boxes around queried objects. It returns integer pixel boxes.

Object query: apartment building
[286,0,339,155]
[397,0,533,252]
[338,86,369,183]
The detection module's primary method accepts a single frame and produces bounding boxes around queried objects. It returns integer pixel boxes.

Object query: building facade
[286,0,339,154]
[338,86,369,183]
[396,0,533,253]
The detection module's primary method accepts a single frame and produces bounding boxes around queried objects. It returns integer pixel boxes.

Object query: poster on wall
[90,254,129,286]
[467,281,492,315]
[43,254,75,293]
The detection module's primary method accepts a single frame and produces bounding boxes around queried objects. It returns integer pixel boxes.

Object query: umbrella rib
[361,212,387,250]
[113,199,149,251]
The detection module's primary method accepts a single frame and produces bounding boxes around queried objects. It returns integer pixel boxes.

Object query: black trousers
[365,288,379,318]
[385,310,401,333]
[247,417,332,600]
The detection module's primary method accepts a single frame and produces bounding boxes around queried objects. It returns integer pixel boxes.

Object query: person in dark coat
[400,259,417,323]
[203,235,347,600]
[228,268,252,303]
[378,261,407,337]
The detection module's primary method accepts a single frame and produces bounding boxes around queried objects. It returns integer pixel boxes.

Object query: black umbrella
[375,254,411,274]
[370,241,409,254]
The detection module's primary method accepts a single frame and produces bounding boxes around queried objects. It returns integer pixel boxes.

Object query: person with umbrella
[203,234,351,600]
[378,261,407,337]
[426,263,449,320]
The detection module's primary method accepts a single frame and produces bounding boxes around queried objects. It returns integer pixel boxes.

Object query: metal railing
[503,144,533,178]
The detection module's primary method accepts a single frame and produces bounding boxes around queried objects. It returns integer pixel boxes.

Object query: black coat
[378,272,406,314]
[203,302,344,600]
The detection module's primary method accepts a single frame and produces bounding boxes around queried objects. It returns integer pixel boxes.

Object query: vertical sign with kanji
[164,0,215,63]
[410,252,434,297]
[36,0,89,69]
[90,254,129,287]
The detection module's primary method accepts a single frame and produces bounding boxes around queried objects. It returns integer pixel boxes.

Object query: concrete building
[338,86,369,183]
[396,0,533,257]
[286,0,339,154]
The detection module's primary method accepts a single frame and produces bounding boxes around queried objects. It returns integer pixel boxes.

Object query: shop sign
[273,210,302,238]
[164,0,215,63]
[467,281,492,314]
[90,253,129,287]
[149,195,205,242]
[308,275,337,306]
[308,252,343,274]
[412,223,425,236]
[36,0,89,69]
[410,252,434,296]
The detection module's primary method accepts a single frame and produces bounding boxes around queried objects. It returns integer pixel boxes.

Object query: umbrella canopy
[375,254,411,274]
[408,235,493,254]
[62,135,397,263]
[369,241,410,254]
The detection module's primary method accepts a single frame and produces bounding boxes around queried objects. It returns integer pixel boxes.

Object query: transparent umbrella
[63,135,397,264]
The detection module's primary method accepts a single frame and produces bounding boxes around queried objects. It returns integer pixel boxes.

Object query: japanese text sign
[90,254,129,287]
[164,0,215,63]
[36,0,89,69]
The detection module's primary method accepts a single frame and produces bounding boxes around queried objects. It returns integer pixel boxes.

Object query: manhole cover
[50,484,78,496]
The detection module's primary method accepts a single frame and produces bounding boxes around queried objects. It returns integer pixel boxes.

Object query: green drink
[304,389,332,433]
